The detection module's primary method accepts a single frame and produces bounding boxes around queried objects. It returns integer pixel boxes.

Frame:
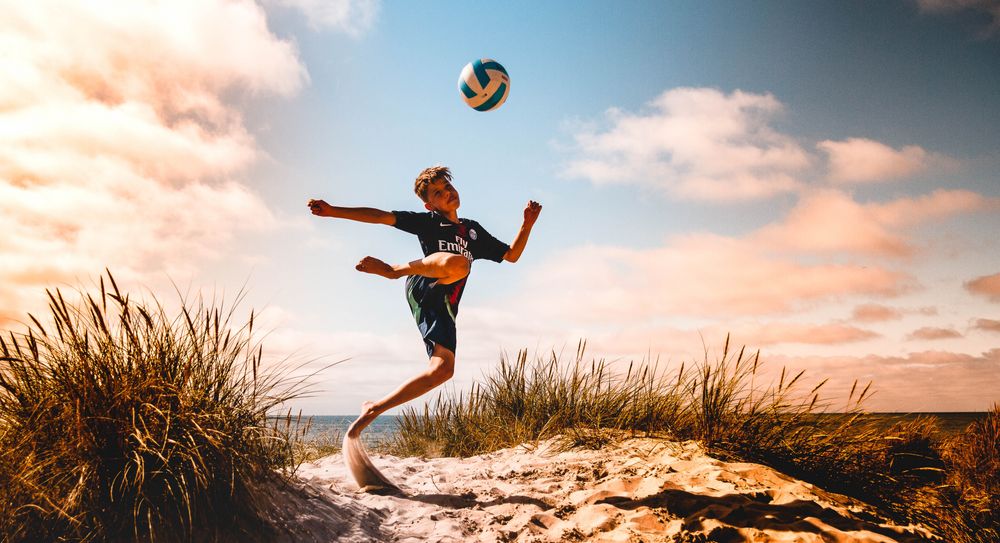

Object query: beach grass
[3,269,995,542]
[928,403,1000,542]
[0,274,312,543]
[292,427,343,465]
[389,337,999,541]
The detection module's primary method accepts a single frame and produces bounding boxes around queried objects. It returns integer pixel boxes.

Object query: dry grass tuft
[0,273,314,543]
[924,403,999,542]
[389,341,684,457]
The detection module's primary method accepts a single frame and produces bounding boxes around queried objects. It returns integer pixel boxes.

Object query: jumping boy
[308,166,541,438]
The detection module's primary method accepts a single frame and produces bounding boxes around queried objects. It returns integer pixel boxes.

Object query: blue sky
[2,0,999,414]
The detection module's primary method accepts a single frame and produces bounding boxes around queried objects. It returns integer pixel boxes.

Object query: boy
[308,166,541,438]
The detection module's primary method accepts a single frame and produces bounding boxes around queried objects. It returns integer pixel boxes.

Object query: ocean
[848,412,987,436]
[302,415,401,447]
[299,412,987,447]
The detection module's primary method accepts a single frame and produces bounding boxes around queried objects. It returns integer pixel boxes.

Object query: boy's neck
[435,209,460,223]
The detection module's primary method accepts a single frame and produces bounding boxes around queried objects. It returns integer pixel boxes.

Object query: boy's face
[423,178,460,214]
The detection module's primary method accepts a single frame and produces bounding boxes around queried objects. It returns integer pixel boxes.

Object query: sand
[281,436,933,542]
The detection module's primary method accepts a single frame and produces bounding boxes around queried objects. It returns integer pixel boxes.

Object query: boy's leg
[356,252,470,286]
[347,343,456,438]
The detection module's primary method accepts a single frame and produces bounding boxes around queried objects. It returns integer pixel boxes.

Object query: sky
[2,0,999,414]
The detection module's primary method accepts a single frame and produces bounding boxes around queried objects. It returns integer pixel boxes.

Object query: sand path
[287,437,932,542]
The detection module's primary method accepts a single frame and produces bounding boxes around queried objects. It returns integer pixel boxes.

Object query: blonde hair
[413,166,452,202]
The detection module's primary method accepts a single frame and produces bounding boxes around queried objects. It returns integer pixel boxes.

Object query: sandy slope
[283,437,933,542]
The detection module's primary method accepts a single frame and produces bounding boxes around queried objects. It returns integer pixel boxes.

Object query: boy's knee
[428,356,454,382]
[443,253,470,276]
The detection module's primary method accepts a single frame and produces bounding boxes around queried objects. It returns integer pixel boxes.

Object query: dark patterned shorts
[405,275,457,357]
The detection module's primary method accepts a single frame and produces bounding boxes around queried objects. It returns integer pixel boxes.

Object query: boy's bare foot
[347,401,378,438]
[356,257,400,279]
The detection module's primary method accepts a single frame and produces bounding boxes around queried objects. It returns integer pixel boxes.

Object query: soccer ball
[457,58,510,112]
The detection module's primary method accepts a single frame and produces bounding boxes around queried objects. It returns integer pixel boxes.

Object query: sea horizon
[295,411,988,444]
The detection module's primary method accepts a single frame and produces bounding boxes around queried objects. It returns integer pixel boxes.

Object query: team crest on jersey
[470,228,478,240]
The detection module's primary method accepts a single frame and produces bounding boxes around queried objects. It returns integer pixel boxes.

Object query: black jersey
[392,210,510,264]
[392,210,510,313]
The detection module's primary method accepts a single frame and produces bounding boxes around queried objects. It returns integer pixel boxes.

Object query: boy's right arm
[308,199,396,225]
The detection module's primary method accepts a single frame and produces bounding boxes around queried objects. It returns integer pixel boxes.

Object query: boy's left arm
[503,200,542,263]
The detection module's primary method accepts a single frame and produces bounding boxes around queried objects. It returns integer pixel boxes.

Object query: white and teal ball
[457,58,510,112]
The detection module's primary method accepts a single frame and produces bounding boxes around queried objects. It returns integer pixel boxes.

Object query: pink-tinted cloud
[563,87,810,202]
[973,318,1000,333]
[520,235,912,322]
[740,322,879,346]
[817,138,928,183]
[752,188,993,257]
[770,349,1000,412]
[753,190,911,256]
[0,1,307,324]
[965,272,1000,301]
[909,326,963,340]
[852,304,903,322]
[871,189,997,227]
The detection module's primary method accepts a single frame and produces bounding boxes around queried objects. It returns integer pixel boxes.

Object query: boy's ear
[423,201,434,212]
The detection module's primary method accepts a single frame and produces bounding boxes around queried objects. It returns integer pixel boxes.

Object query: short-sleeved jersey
[392,210,510,263]
[392,210,510,311]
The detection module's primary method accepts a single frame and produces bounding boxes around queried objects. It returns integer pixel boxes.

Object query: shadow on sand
[595,488,932,543]
[391,490,552,511]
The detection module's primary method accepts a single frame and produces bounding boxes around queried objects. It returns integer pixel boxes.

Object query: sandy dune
[282,437,932,542]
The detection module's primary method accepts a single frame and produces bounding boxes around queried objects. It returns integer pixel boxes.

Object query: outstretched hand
[308,199,332,216]
[523,200,542,225]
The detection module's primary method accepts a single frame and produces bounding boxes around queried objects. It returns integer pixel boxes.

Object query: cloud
[870,189,997,227]
[852,304,903,322]
[919,0,996,8]
[519,235,912,322]
[739,322,879,346]
[265,0,379,35]
[560,87,977,207]
[562,87,811,202]
[817,138,928,183]
[973,318,1000,333]
[965,272,1000,301]
[908,326,963,340]
[0,1,307,323]
[752,188,993,257]
[916,0,1000,36]
[752,190,911,256]
[770,348,1000,412]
